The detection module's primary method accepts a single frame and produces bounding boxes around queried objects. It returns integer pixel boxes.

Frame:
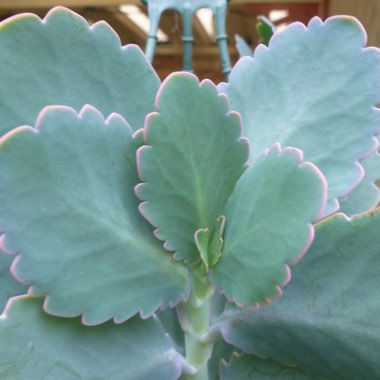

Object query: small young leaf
[256,16,275,46]
[0,6,159,134]
[195,228,210,270]
[210,144,326,307]
[220,16,380,216]
[212,209,380,378]
[0,105,190,325]
[208,216,226,268]
[0,296,186,380]
[195,216,225,272]
[136,73,248,262]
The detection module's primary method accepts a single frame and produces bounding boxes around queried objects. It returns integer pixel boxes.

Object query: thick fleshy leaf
[0,6,159,134]
[0,296,188,379]
[220,16,380,216]
[0,105,190,325]
[221,353,326,379]
[211,209,380,379]
[210,144,326,306]
[0,250,27,313]
[339,138,380,215]
[136,73,248,262]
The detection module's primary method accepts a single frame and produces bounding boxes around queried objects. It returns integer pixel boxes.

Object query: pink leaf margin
[0,104,190,326]
[0,6,159,85]
[220,16,380,217]
[134,71,250,260]
[209,143,328,311]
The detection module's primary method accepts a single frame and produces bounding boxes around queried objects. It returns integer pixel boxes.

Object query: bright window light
[119,5,169,42]
[196,8,214,39]
[276,23,289,32]
[269,10,289,23]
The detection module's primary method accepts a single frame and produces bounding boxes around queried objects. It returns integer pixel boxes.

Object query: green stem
[178,269,214,380]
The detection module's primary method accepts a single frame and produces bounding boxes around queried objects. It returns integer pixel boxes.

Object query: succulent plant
[0,7,379,379]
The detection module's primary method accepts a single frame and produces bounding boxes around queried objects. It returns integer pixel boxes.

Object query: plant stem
[178,269,214,380]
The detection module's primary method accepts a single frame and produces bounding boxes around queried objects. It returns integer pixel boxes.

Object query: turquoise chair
[141,0,231,79]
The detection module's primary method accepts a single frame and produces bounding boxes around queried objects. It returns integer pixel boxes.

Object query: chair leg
[215,3,232,80]
[144,0,231,78]
[145,4,161,63]
[181,7,194,72]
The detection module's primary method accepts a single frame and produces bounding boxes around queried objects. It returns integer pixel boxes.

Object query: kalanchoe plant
[0,6,379,379]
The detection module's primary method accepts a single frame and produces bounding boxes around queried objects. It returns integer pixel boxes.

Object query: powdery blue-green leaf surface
[220,353,326,379]
[235,35,253,58]
[0,250,27,313]
[220,16,380,216]
[156,307,185,355]
[339,138,380,215]
[0,105,190,325]
[136,73,248,262]
[211,209,380,378]
[208,339,238,380]
[210,144,326,307]
[0,6,159,134]
[0,296,188,379]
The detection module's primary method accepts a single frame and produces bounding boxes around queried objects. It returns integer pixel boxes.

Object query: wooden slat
[245,3,320,24]
[0,0,321,10]
[193,13,213,45]
[157,10,183,44]
[319,0,329,19]
[227,9,258,47]
[156,45,237,56]
[0,0,139,9]
[233,0,319,3]
[372,1,380,47]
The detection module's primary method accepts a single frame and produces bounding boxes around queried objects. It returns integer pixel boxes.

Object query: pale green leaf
[0,251,27,313]
[156,307,185,355]
[339,139,380,215]
[210,144,326,306]
[212,210,380,378]
[0,105,190,325]
[195,228,210,270]
[208,340,238,380]
[0,296,186,379]
[220,16,380,216]
[195,216,225,272]
[0,7,159,134]
[136,73,248,262]
[235,35,253,58]
[221,353,326,379]
[208,216,226,268]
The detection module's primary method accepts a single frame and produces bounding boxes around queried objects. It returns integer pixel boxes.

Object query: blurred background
[0,0,378,82]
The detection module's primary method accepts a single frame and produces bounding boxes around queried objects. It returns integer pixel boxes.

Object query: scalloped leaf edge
[219,15,380,217]
[134,71,250,261]
[209,143,328,310]
[0,104,190,326]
